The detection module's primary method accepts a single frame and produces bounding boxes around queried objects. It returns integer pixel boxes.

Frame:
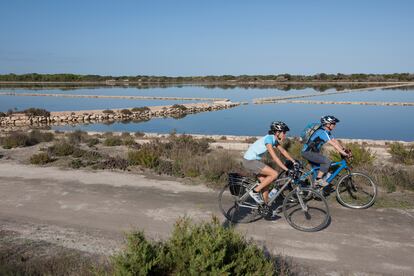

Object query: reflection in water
[1,85,414,140]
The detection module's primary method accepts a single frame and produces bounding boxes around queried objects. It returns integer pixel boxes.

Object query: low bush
[171,104,187,111]
[0,112,6,117]
[1,130,54,149]
[388,142,414,165]
[283,138,303,160]
[70,159,84,169]
[112,218,285,275]
[94,156,129,170]
[330,142,375,167]
[104,137,123,146]
[87,138,100,147]
[48,142,75,156]
[23,108,50,117]
[29,130,54,143]
[30,152,53,165]
[131,106,150,113]
[128,149,159,169]
[1,132,36,149]
[120,109,132,115]
[102,109,115,114]
[67,130,88,144]
[72,148,87,158]
[200,151,244,184]
[134,131,145,138]
[82,150,102,161]
[368,166,414,192]
[123,137,137,146]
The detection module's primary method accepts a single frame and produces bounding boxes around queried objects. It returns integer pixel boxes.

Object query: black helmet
[321,115,340,125]
[270,121,290,133]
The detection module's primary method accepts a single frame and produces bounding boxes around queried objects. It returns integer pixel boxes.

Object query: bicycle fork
[296,188,308,212]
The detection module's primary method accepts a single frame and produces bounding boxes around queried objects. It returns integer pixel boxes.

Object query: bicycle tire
[336,172,377,209]
[283,188,330,232]
[218,184,263,223]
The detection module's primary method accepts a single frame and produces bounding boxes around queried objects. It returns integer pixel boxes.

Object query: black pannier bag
[227,172,255,196]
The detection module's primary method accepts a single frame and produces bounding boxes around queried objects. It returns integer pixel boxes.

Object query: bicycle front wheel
[283,188,330,232]
[336,172,377,209]
[218,184,263,223]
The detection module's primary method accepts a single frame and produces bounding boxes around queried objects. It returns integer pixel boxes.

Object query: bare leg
[254,166,279,203]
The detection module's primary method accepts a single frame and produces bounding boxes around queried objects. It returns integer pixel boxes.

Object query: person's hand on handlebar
[341,149,352,158]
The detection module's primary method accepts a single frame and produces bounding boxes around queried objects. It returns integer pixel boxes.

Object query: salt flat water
[1,86,413,141]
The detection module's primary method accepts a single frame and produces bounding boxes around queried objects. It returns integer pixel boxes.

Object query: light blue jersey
[302,129,333,152]
[244,134,279,160]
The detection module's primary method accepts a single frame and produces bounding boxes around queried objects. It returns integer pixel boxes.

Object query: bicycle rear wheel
[336,172,377,209]
[218,184,263,223]
[283,188,330,232]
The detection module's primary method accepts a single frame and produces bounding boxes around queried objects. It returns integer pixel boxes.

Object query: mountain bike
[218,165,330,232]
[296,152,377,209]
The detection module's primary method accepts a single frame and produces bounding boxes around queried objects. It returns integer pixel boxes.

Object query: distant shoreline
[1,81,414,85]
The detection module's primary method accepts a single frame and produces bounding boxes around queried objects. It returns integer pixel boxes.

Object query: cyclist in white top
[242,121,296,204]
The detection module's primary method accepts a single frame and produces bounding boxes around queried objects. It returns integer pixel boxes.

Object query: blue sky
[1,0,413,76]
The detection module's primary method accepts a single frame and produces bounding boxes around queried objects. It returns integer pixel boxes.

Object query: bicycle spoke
[336,172,377,209]
[219,184,263,223]
[283,188,330,232]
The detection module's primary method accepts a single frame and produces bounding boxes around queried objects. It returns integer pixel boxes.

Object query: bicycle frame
[237,176,293,209]
[300,159,350,184]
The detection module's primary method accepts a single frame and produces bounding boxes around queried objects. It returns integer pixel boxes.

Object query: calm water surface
[1,86,413,141]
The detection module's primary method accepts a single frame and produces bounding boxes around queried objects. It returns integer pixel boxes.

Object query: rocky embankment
[0,101,239,129]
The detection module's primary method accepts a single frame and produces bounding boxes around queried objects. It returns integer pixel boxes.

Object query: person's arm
[276,144,295,163]
[266,144,289,171]
[327,139,348,156]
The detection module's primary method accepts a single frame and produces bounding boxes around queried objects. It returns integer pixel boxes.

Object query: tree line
[0,73,413,82]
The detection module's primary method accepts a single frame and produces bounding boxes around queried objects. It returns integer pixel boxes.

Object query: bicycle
[218,164,330,232]
[296,152,377,209]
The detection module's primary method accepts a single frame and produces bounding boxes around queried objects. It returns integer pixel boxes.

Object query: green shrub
[112,218,282,275]
[201,151,243,184]
[134,131,145,138]
[1,132,36,149]
[67,130,88,144]
[0,112,6,117]
[82,150,102,161]
[282,138,303,160]
[330,142,375,167]
[372,166,414,192]
[102,109,115,114]
[123,137,137,146]
[70,159,84,169]
[120,109,132,115]
[23,108,50,117]
[30,152,53,165]
[104,137,123,146]
[87,138,100,147]
[94,156,129,170]
[48,142,75,156]
[388,142,414,165]
[29,130,54,143]
[131,106,150,113]
[1,130,55,149]
[72,148,86,158]
[128,149,159,168]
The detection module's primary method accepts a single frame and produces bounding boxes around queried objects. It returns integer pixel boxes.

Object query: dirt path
[1,161,413,275]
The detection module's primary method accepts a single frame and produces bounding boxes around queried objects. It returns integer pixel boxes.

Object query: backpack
[300,122,322,144]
